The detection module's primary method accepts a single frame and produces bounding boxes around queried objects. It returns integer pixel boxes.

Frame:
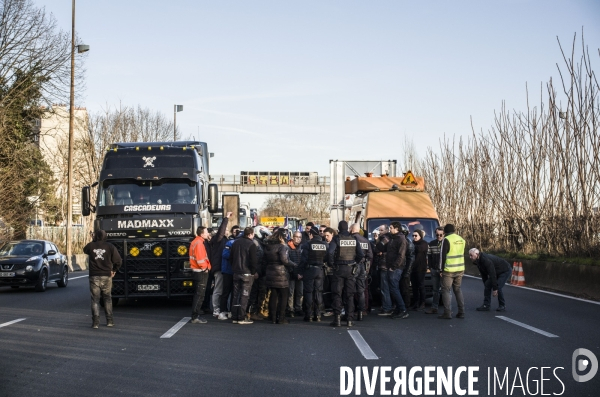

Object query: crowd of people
[82,214,514,328]
[187,216,514,326]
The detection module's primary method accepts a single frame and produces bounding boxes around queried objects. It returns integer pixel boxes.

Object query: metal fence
[26,226,91,253]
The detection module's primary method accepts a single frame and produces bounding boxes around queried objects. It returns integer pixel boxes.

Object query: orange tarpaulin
[345,176,425,194]
[363,191,439,220]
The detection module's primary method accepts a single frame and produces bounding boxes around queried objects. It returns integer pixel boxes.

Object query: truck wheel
[35,269,48,292]
[57,266,68,287]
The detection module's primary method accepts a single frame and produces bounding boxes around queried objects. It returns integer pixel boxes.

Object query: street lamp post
[174,105,183,141]
[66,0,89,269]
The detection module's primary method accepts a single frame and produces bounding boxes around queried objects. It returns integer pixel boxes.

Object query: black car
[0,240,68,291]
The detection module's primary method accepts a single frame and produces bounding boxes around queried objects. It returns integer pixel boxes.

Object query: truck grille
[111,239,191,275]
[108,238,193,298]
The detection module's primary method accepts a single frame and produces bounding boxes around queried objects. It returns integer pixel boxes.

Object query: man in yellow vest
[438,224,466,319]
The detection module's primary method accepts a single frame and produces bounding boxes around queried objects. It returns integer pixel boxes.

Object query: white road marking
[0,318,26,328]
[69,275,89,280]
[496,316,559,338]
[348,330,378,360]
[160,317,191,339]
[463,274,600,305]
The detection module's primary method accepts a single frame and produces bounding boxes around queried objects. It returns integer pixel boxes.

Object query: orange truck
[347,171,440,241]
[347,172,440,299]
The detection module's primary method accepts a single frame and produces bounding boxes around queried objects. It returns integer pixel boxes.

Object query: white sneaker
[213,309,220,317]
[237,319,254,325]
[218,312,228,320]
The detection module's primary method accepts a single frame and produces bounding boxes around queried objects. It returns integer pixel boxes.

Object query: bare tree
[0,0,78,240]
[260,194,330,225]
[421,31,600,257]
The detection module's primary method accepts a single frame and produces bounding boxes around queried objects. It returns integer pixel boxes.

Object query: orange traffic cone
[510,262,519,285]
[513,262,526,286]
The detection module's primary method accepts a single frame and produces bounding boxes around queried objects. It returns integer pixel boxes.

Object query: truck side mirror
[82,186,91,217]
[208,184,218,213]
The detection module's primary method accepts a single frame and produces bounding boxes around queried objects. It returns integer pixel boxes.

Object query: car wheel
[35,269,48,292]
[57,266,68,287]
[11,286,19,289]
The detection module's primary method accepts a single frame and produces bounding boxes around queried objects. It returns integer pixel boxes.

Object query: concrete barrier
[68,254,88,272]
[464,256,600,301]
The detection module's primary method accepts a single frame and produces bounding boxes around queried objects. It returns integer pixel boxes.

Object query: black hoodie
[83,231,123,277]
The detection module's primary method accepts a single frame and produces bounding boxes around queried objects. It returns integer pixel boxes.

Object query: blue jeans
[483,270,511,307]
[387,269,406,313]
[379,269,392,311]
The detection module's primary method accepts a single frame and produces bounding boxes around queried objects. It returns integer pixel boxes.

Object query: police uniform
[328,222,364,326]
[351,232,373,320]
[300,233,328,321]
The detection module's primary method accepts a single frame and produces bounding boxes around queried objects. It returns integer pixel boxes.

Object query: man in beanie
[327,220,364,327]
[83,230,122,328]
[438,224,466,319]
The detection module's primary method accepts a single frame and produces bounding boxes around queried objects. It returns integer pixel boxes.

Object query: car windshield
[99,179,198,207]
[0,242,44,257]
[367,218,440,243]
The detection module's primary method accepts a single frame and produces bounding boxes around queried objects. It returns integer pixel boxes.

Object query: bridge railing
[210,175,331,186]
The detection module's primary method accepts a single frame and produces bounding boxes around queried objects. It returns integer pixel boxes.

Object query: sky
[35,0,600,209]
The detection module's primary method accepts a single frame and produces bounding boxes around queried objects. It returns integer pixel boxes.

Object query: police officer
[327,220,364,327]
[300,227,328,322]
[350,223,373,321]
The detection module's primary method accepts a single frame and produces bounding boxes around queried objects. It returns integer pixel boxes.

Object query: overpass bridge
[211,173,330,194]
[212,161,397,226]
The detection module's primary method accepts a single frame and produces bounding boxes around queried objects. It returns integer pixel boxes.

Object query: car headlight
[25,265,33,272]
[26,256,41,262]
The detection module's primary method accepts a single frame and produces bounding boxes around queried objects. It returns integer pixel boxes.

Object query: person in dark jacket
[299,227,328,322]
[469,248,512,312]
[230,227,259,325]
[350,223,373,321]
[383,222,409,319]
[247,230,267,321]
[286,231,304,317]
[425,227,444,314]
[83,230,122,328]
[264,229,297,324]
[327,221,364,327]
[375,225,393,315]
[208,212,232,318]
[217,228,241,320]
[399,225,415,310]
[300,222,315,245]
[409,229,429,311]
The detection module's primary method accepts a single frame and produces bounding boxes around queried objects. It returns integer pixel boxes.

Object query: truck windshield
[367,218,439,243]
[99,179,198,207]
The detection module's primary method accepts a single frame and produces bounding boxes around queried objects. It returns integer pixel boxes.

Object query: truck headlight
[177,245,188,255]
[153,246,163,257]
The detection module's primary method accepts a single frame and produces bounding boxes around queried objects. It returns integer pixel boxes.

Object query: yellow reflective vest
[443,233,465,272]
